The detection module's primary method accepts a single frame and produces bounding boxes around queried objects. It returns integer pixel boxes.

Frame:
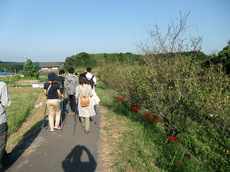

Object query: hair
[59,70,65,75]
[68,67,75,74]
[75,72,78,76]
[86,67,91,72]
[51,80,57,87]
[79,74,89,85]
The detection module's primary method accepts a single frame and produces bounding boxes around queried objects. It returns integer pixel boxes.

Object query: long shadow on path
[1,125,42,172]
[62,145,97,172]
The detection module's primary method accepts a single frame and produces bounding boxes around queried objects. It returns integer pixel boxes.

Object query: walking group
[0,67,100,169]
[43,67,100,134]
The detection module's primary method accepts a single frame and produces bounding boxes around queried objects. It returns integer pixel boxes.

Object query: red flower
[184,153,191,158]
[132,107,139,112]
[123,100,128,104]
[168,136,180,143]
[137,106,142,110]
[141,112,162,122]
[130,104,141,112]
[141,112,151,116]
[147,114,155,119]
[142,112,153,119]
[175,160,181,163]
[115,96,123,100]
[153,116,163,122]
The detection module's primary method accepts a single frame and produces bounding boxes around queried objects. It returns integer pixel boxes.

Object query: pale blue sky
[0,0,229,62]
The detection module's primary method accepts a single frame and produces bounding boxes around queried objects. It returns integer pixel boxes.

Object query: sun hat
[48,72,57,81]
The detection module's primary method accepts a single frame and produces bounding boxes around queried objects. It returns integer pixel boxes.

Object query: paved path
[2,101,101,172]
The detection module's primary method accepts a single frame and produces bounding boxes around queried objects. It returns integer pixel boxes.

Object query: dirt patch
[98,105,129,172]
[15,80,39,85]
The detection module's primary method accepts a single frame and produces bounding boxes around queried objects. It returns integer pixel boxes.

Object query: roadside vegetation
[6,87,42,136]
[97,11,229,172]
[1,10,229,172]
[97,82,205,171]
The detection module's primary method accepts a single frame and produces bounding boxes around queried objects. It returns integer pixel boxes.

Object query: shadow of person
[62,145,97,172]
[1,125,42,172]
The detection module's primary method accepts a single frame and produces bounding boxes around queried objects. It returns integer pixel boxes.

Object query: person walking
[85,67,97,91]
[65,68,79,115]
[75,74,96,134]
[0,81,11,169]
[56,69,65,94]
[85,67,100,115]
[44,72,64,132]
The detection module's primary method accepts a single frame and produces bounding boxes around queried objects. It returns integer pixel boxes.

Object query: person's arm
[1,83,11,107]
[75,86,79,102]
[44,89,47,96]
[93,76,97,86]
[57,89,64,98]
[89,86,94,97]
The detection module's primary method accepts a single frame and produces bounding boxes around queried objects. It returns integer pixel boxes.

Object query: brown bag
[80,96,90,107]
[79,85,90,107]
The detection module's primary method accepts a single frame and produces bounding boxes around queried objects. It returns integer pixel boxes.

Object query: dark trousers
[68,95,76,112]
[0,122,8,165]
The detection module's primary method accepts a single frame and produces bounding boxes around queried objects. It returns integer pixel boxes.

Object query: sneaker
[54,126,61,130]
[50,128,54,132]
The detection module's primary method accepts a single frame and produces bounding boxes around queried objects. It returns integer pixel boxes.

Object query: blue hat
[48,72,57,81]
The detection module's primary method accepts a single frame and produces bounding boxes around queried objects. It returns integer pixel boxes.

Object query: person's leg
[47,101,54,131]
[94,104,99,115]
[71,95,76,113]
[85,117,90,132]
[69,95,75,112]
[53,100,61,128]
[0,122,8,166]
[81,117,85,128]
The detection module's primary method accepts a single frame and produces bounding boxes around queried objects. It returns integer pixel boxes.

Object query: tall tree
[21,59,39,78]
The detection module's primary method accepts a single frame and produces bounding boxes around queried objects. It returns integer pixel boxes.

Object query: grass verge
[6,87,46,152]
[97,82,206,172]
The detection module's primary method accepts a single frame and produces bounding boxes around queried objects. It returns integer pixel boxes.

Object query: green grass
[97,82,206,172]
[7,87,41,135]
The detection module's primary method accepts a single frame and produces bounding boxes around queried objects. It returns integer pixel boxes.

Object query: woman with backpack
[44,72,64,132]
[75,74,96,134]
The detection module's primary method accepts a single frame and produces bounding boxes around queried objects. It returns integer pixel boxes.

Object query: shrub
[98,53,230,171]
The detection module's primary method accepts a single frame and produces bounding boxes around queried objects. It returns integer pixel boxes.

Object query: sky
[0,0,229,62]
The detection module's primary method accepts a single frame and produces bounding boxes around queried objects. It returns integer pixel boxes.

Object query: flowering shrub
[130,104,141,112]
[115,97,163,123]
[99,54,230,171]
[184,153,191,158]
[115,96,124,101]
[168,136,180,143]
[141,112,163,122]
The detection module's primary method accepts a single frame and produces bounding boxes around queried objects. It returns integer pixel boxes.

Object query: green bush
[98,53,230,171]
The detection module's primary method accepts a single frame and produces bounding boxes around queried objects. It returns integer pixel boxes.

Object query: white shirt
[85,73,97,84]
[0,81,11,125]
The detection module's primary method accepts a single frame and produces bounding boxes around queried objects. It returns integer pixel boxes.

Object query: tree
[21,59,39,78]
[204,41,230,74]
[138,11,202,57]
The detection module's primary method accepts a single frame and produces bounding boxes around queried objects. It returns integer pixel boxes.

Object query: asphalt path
[2,100,101,172]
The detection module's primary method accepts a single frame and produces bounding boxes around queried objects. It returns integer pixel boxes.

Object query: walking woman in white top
[75,74,96,134]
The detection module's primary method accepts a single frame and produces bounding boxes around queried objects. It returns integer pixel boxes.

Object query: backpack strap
[46,84,52,96]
